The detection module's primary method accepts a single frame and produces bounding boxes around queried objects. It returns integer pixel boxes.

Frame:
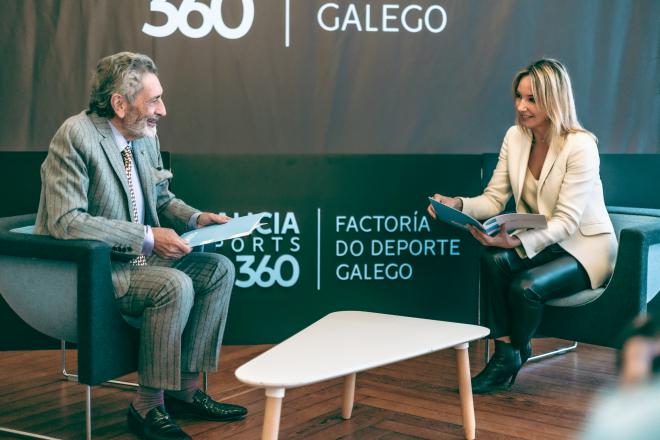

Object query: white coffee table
[235,311,489,440]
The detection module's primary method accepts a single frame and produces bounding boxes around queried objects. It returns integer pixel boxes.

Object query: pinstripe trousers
[116,252,235,390]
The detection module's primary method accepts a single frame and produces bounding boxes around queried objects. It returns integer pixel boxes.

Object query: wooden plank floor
[0,339,616,439]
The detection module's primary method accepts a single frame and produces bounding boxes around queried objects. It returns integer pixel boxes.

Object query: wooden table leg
[455,343,475,440]
[342,372,357,419]
[263,387,285,440]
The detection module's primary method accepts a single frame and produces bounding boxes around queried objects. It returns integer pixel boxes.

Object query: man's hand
[427,193,463,219]
[152,227,192,259]
[196,212,232,228]
[467,224,522,249]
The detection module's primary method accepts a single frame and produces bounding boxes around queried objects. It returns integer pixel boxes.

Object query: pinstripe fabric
[117,253,235,390]
[36,111,234,390]
[35,111,199,298]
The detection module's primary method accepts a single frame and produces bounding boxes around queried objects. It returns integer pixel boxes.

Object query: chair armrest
[539,219,660,348]
[607,221,660,314]
[0,213,111,260]
[0,214,138,385]
[607,206,660,217]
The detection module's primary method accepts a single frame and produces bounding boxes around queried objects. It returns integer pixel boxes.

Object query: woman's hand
[427,193,463,219]
[467,224,522,249]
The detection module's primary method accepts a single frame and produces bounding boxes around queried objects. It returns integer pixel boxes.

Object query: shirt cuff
[455,197,465,212]
[512,231,534,259]
[188,212,202,231]
[142,225,154,256]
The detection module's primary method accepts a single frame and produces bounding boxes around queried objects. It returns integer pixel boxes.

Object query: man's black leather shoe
[165,389,248,421]
[127,404,192,440]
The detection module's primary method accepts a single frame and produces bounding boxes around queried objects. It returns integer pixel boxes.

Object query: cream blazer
[461,126,617,289]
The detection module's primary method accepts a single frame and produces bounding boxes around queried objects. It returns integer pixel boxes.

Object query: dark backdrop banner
[169,154,484,343]
[0,0,657,154]
[1,151,659,347]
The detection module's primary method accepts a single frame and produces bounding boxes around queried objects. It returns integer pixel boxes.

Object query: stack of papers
[181,212,267,247]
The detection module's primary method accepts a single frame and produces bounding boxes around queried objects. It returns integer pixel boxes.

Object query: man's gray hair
[88,52,158,118]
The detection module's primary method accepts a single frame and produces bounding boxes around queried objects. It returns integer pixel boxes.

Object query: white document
[181,212,267,247]
[481,212,547,235]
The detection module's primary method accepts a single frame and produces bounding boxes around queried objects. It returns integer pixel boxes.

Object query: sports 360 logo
[142,0,254,39]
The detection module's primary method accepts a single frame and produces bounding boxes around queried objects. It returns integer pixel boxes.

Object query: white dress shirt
[108,121,154,255]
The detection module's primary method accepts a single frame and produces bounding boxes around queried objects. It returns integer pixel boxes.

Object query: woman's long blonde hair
[512,58,596,144]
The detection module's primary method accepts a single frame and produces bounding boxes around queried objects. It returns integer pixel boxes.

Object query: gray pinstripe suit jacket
[35,111,199,298]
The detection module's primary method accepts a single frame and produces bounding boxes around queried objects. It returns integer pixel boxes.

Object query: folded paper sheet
[181,212,267,247]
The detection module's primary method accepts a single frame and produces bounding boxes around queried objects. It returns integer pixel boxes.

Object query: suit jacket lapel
[90,113,132,205]
[514,135,532,204]
[132,141,159,226]
[537,136,560,196]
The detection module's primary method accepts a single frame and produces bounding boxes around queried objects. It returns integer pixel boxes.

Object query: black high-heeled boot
[520,341,532,365]
[471,340,522,394]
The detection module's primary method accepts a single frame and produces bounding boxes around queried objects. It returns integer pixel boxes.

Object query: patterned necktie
[121,146,147,267]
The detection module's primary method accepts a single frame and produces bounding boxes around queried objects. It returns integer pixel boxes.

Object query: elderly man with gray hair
[35,51,246,440]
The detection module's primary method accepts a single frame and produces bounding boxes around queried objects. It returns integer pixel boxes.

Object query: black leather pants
[480,244,591,350]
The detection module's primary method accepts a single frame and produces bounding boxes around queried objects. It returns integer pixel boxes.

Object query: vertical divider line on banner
[285,0,291,47]
[317,207,321,290]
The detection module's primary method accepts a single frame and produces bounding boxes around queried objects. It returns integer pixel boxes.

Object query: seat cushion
[546,287,605,307]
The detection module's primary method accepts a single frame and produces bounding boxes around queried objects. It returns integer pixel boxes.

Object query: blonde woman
[428,59,617,393]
